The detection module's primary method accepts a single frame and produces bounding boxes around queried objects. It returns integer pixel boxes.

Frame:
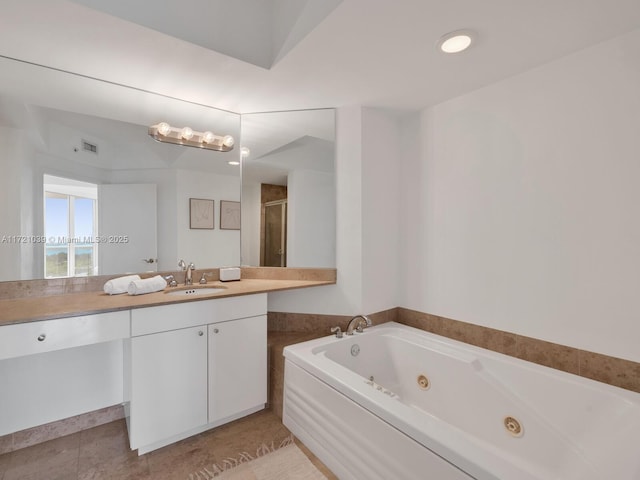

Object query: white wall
[19,137,35,279]
[0,127,31,281]
[240,180,261,267]
[361,108,401,315]
[176,169,241,269]
[399,28,640,362]
[287,169,335,267]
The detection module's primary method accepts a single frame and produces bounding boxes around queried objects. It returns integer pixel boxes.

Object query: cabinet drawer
[131,293,267,336]
[0,310,130,360]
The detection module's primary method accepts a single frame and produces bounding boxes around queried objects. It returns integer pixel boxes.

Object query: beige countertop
[0,278,334,326]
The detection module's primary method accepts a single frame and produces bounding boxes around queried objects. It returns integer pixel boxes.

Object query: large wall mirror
[240,109,335,268]
[0,56,241,281]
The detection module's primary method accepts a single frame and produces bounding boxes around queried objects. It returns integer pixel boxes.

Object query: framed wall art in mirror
[220,201,241,230]
[190,199,215,230]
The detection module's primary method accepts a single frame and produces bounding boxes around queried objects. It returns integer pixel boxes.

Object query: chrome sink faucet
[346,315,372,335]
[178,259,196,285]
[185,262,196,285]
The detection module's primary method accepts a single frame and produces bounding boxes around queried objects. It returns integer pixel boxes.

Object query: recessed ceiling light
[437,30,475,54]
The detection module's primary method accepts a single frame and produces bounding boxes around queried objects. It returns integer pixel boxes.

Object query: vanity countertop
[0,278,334,326]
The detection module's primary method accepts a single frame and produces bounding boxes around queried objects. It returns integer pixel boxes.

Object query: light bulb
[441,35,471,53]
[181,127,194,140]
[157,122,171,136]
[240,147,250,158]
[437,30,475,54]
[222,135,235,147]
[202,131,215,144]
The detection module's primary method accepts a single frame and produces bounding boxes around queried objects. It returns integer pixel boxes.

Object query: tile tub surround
[267,309,397,418]
[266,308,640,420]
[397,307,640,394]
[267,308,396,334]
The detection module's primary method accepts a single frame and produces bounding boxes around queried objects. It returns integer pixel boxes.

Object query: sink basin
[165,287,226,297]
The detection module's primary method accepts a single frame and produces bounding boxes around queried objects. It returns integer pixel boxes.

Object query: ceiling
[1,0,640,114]
[70,0,343,69]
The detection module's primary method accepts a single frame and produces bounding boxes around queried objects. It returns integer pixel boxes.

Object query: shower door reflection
[262,200,287,267]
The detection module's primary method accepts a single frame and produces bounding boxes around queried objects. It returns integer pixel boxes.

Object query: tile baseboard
[0,404,124,455]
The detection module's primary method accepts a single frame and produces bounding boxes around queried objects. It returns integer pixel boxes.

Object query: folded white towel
[127,275,167,296]
[104,274,141,295]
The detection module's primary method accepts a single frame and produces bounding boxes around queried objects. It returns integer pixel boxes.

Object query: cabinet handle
[213,328,219,334]
[198,331,204,336]
[37,334,46,342]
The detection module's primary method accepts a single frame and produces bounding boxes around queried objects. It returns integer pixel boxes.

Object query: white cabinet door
[208,315,267,423]
[130,325,207,449]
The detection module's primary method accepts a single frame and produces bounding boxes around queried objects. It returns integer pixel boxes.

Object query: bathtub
[282,322,640,480]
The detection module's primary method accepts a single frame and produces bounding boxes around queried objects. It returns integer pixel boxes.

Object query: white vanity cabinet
[208,315,267,423]
[128,293,267,454]
[128,325,208,450]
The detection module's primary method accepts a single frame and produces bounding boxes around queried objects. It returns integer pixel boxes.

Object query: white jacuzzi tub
[283,322,640,480]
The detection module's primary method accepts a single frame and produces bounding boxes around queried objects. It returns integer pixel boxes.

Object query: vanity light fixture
[437,29,475,54]
[148,123,235,152]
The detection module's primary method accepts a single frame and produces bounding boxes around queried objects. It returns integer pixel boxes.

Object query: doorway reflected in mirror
[261,184,288,267]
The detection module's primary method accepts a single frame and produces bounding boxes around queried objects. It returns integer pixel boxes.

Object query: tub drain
[504,416,523,437]
[417,374,430,390]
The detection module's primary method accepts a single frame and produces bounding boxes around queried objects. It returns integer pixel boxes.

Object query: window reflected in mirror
[44,175,98,278]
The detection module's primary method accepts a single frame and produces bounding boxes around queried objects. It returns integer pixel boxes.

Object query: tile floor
[0,409,336,480]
